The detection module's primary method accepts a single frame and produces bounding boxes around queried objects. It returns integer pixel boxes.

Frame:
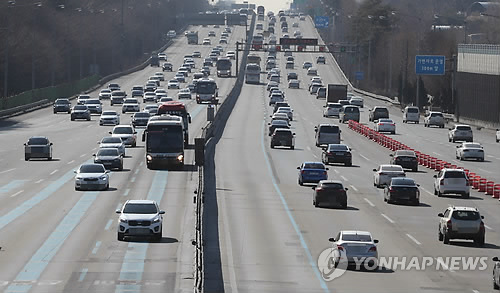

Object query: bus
[247,54,261,66]
[157,101,191,145]
[216,57,232,77]
[142,115,185,169]
[195,78,218,104]
[252,35,264,50]
[245,63,261,84]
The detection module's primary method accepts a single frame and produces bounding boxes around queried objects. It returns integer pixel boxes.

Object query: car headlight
[119,218,128,223]
[177,154,184,162]
[100,176,108,180]
[153,217,161,223]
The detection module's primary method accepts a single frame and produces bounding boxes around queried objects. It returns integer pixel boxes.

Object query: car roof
[341,230,372,236]
[319,180,343,184]
[442,168,466,172]
[380,164,403,168]
[125,199,157,205]
[448,206,478,212]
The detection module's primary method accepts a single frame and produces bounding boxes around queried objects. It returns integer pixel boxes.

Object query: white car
[328,231,379,270]
[307,67,318,75]
[456,142,484,161]
[122,98,140,113]
[373,164,405,188]
[276,107,293,121]
[403,106,419,123]
[286,61,294,69]
[433,168,470,198]
[110,125,137,147]
[271,112,290,124]
[84,99,103,114]
[269,93,284,105]
[99,89,112,100]
[177,88,192,99]
[77,94,91,105]
[154,72,165,81]
[116,200,164,241]
[270,74,280,83]
[143,92,157,103]
[168,79,180,89]
[98,136,126,156]
[323,103,342,117]
[158,53,167,60]
[375,118,396,134]
[267,81,279,91]
[174,74,185,83]
[424,111,445,128]
[74,163,109,191]
[144,104,159,115]
[449,124,473,142]
[99,110,120,126]
[349,97,364,108]
[202,38,211,45]
[288,80,300,88]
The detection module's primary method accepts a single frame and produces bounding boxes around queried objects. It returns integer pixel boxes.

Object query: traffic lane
[211,81,327,292]
[259,84,481,293]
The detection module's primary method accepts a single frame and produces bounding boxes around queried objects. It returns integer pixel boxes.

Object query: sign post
[415,55,445,109]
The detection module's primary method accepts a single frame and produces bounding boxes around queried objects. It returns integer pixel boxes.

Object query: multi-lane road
[0,24,245,293]
[204,13,500,293]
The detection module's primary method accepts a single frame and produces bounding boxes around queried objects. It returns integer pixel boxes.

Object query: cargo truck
[326,84,348,104]
[186,31,198,44]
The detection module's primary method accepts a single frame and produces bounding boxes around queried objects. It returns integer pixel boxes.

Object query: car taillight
[391,124,395,126]
[337,245,344,251]
[389,188,396,193]
[323,171,328,175]
[369,246,377,252]
[480,221,485,232]
[440,179,445,185]
[315,188,323,192]
[446,220,452,230]
[301,170,305,174]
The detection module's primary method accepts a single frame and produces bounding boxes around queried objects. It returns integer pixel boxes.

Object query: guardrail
[0,99,50,118]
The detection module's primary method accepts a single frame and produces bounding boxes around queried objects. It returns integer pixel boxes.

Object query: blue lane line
[92,241,102,254]
[78,268,88,282]
[259,120,330,293]
[0,169,75,231]
[0,180,27,194]
[5,191,99,293]
[190,105,205,119]
[115,170,168,293]
[105,219,113,231]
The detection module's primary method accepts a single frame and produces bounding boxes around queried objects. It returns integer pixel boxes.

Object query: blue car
[297,162,329,185]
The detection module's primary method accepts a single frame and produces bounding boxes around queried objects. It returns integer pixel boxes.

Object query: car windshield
[74,105,87,110]
[381,166,403,172]
[123,203,158,214]
[344,107,359,113]
[124,99,138,103]
[55,99,69,104]
[321,183,343,189]
[79,164,105,173]
[341,234,372,242]
[451,211,480,221]
[86,100,100,104]
[28,137,48,145]
[328,104,342,109]
[102,137,122,144]
[102,111,117,116]
[431,113,443,117]
[134,112,150,118]
[319,126,339,133]
[444,171,466,178]
[97,149,119,156]
[407,108,419,113]
[303,163,325,169]
[464,143,481,148]
[328,144,348,151]
[456,126,471,131]
[396,150,416,157]
[391,178,416,186]
[379,119,393,123]
[113,127,133,134]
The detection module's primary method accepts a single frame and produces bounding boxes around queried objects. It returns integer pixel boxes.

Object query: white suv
[433,168,470,198]
[110,125,137,147]
[424,111,445,128]
[403,106,419,123]
[448,124,473,142]
[116,200,164,241]
[438,206,485,246]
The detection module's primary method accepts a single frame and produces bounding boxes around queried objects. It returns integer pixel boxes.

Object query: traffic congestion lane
[0,25,246,293]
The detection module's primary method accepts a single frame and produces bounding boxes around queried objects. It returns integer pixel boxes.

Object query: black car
[312,180,348,208]
[70,105,91,121]
[384,177,420,205]
[24,136,53,161]
[270,129,295,149]
[322,144,352,166]
[390,150,418,172]
[162,62,173,72]
[53,98,71,114]
[93,148,123,171]
[287,72,298,80]
[131,112,151,127]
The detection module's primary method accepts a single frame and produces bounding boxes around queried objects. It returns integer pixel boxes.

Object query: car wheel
[391,131,395,134]
[341,203,347,209]
[71,117,75,121]
[462,192,470,199]
[496,138,499,143]
[345,162,352,167]
[298,179,303,186]
[475,234,485,247]
[87,117,91,121]
[383,195,387,202]
[412,200,419,206]
[448,137,452,142]
[443,233,450,244]
[438,230,444,241]
[494,278,499,290]
[290,146,294,150]
[270,144,274,148]
[313,199,318,207]
[117,232,125,241]
[412,167,418,172]
[480,158,484,162]
[416,121,419,124]
[119,165,124,171]
[154,230,162,241]
[24,155,30,161]
[48,156,52,161]
[437,190,442,197]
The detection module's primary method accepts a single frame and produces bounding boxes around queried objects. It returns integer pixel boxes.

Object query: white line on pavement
[406,233,421,245]
[10,190,23,198]
[364,198,375,207]
[0,168,15,174]
[359,154,371,161]
[333,169,339,174]
[80,154,87,158]
[340,175,348,181]
[381,213,395,224]
[421,187,434,196]
[350,185,358,192]
[35,179,44,184]
[472,290,480,293]
[433,152,442,156]
[477,168,492,174]
[67,160,75,165]
[50,169,58,175]
[485,225,493,231]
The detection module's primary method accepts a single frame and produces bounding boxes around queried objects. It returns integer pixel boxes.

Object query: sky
[233,0,291,14]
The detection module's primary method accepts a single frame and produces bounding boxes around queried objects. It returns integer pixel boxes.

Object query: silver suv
[438,206,485,246]
[433,168,470,198]
[449,124,473,142]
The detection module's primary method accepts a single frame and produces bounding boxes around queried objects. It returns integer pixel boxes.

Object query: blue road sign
[415,55,445,75]
[315,16,329,28]
[355,71,364,81]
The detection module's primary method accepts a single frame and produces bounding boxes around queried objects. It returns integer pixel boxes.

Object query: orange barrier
[435,159,442,171]
[494,184,500,199]
[472,175,480,189]
[430,157,437,169]
[486,181,495,195]
[478,178,487,192]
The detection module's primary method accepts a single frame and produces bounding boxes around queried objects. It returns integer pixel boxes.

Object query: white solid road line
[359,154,371,161]
[0,168,15,174]
[67,160,75,165]
[35,179,44,184]
[80,154,86,158]
[406,233,421,245]
[340,175,348,182]
[363,198,375,207]
[10,190,23,198]
[381,213,395,224]
[420,187,434,196]
[349,185,358,192]
[333,169,339,174]
[50,169,58,175]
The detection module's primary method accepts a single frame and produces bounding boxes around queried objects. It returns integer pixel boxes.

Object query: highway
[0,24,245,293]
[204,13,500,293]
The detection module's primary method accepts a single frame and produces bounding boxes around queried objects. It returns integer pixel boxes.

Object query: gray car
[53,98,71,113]
[70,105,91,121]
[438,206,485,246]
[93,148,123,171]
[24,136,53,161]
[74,163,110,191]
[98,136,126,156]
